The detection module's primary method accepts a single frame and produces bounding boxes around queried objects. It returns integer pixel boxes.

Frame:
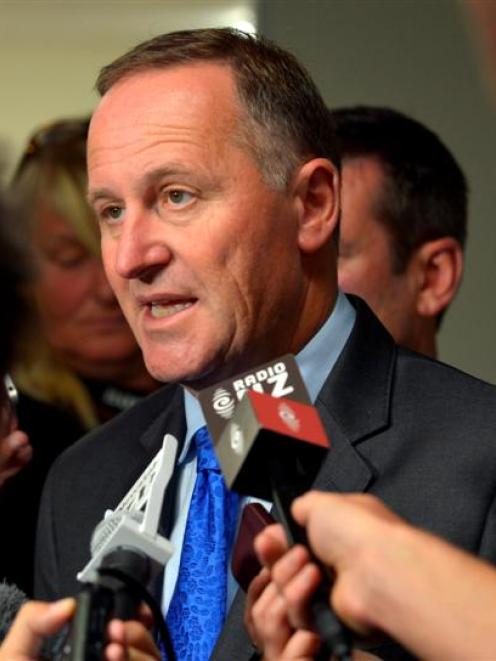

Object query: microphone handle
[63,583,115,661]
[269,463,352,661]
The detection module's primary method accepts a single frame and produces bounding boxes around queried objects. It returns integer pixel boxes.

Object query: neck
[288,249,338,355]
[412,332,438,359]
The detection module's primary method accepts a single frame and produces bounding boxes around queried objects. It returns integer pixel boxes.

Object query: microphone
[214,389,329,502]
[0,582,27,643]
[201,362,352,661]
[63,433,180,661]
[77,433,177,586]
[198,353,311,442]
[0,435,180,660]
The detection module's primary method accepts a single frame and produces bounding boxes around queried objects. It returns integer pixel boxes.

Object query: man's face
[88,63,305,386]
[338,157,419,347]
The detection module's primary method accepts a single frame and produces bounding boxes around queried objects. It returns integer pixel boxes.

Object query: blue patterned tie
[165,426,240,660]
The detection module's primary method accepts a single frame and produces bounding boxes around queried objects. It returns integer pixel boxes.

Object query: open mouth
[149,299,197,319]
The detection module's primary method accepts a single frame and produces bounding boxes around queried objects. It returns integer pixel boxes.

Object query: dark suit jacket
[35,299,496,659]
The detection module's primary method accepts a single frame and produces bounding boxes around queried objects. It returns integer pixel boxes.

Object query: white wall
[0,0,256,173]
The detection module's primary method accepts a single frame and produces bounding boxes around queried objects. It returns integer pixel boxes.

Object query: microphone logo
[229,422,245,455]
[212,387,236,420]
[277,401,300,433]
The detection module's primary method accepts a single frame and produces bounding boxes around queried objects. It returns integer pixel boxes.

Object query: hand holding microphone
[0,586,159,661]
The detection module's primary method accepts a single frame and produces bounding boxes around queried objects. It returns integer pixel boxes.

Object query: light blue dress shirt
[161,291,356,614]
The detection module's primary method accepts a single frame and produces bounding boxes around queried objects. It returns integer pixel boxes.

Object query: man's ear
[292,159,340,253]
[412,237,464,318]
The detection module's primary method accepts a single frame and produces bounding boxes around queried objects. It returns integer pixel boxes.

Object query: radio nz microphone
[202,370,352,661]
[198,353,311,442]
[215,389,330,544]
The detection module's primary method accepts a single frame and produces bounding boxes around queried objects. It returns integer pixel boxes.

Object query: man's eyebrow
[87,187,116,206]
[87,165,195,206]
[141,165,193,187]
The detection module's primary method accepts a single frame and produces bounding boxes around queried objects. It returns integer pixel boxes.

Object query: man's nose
[113,212,173,282]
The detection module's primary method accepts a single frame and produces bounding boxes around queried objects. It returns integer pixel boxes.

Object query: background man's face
[87,63,304,386]
[338,157,419,347]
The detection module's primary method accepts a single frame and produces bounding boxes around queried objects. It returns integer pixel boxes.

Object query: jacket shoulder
[50,383,183,473]
[396,347,496,402]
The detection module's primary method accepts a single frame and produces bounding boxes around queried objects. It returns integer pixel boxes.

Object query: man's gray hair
[96,28,340,189]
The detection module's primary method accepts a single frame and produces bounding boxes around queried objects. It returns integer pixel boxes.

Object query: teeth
[150,301,194,319]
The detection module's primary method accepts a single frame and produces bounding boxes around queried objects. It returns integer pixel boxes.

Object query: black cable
[98,566,176,661]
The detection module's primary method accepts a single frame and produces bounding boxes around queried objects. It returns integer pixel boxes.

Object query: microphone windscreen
[0,581,28,642]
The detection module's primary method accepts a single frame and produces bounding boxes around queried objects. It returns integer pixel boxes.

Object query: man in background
[333,106,466,358]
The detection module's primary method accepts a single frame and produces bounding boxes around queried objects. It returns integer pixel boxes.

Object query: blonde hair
[11,117,100,430]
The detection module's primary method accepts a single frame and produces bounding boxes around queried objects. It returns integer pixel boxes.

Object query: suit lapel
[138,385,187,539]
[314,296,396,494]
[139,384,186,454]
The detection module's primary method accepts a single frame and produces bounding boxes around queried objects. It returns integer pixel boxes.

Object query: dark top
[81,378,151,424]
[0,392,84,596]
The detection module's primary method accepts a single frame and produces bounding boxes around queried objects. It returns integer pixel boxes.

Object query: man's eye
[101,206,124,222]
[166,189,194,207]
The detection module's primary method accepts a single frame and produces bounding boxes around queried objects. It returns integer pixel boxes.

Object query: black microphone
[59,433,180,661]
[64,547,153,661]
[0,582,27,643]
[212,389,329,501]
[202,374,352,661]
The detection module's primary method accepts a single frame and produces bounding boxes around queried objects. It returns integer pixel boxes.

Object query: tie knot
[193,426,220,472]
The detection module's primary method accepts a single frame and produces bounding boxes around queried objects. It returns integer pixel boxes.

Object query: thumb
[0,598,75,659]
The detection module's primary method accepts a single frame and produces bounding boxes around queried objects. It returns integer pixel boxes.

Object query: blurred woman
[0,118,157,595]
[11,118,157,428]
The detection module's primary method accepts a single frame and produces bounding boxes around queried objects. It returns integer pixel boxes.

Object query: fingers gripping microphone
[200,357,352,661]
